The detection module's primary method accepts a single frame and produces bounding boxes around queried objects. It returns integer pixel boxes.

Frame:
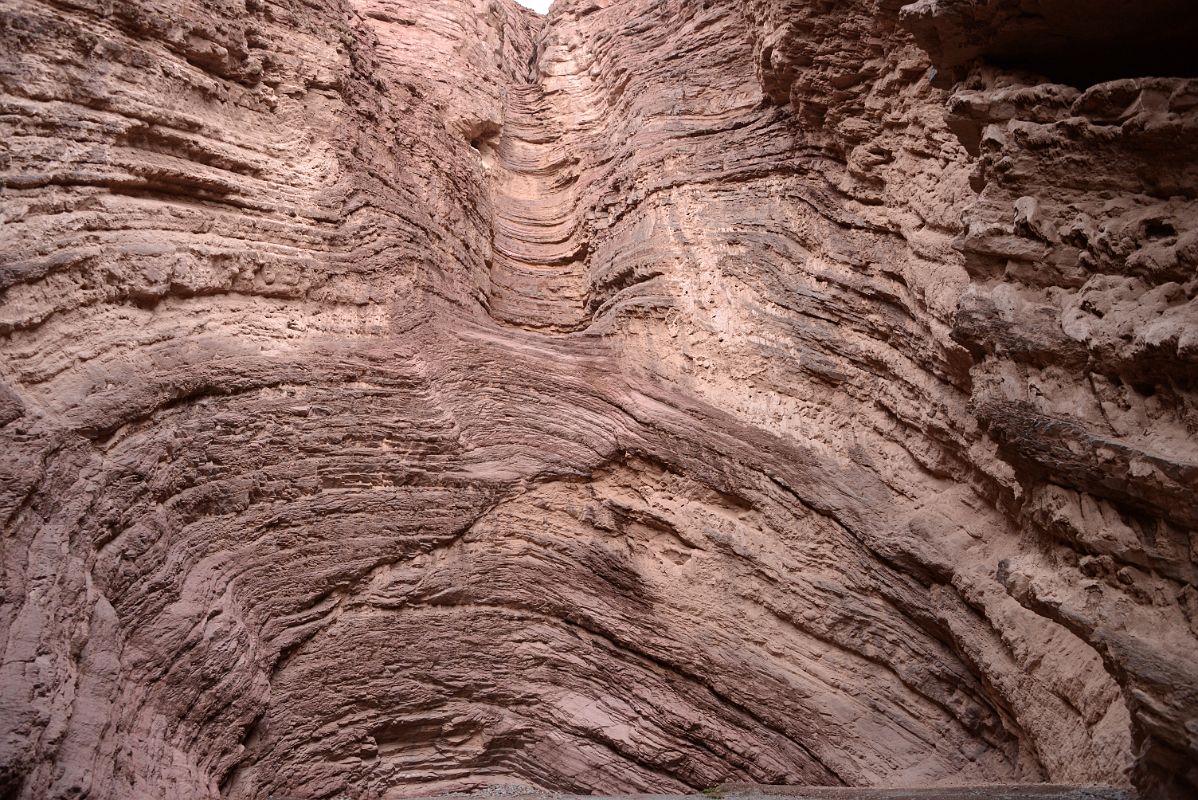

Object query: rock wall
[0,0,1193,798]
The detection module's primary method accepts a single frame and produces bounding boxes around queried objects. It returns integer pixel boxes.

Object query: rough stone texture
[0,1,1193,799]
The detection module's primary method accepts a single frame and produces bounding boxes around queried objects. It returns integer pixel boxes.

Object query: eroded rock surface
[0,0,1194,798]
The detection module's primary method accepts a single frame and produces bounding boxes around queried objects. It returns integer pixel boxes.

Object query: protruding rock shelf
[1,1,1194,799]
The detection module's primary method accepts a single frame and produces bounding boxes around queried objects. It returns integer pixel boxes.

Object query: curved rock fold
[0,0,1194,798]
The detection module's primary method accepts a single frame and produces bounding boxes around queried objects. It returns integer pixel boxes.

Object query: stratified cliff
[0,1,1193,799]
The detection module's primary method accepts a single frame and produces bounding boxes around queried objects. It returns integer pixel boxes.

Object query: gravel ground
[427,784,1133,800]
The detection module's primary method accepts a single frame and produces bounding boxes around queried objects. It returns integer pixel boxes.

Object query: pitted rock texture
[0,1,1194,799]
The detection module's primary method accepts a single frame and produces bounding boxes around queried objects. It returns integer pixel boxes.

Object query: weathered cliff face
[0,0,1193,799]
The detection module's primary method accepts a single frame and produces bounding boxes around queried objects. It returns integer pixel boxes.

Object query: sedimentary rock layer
[0,1,1194,799]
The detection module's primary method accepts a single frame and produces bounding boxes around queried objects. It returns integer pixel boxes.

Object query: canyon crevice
[0,1,1195,799]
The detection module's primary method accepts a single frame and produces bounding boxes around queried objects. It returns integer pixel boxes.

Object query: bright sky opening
[514,0,552,13]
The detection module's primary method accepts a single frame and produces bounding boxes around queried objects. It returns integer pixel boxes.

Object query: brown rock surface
[0,0,1193,799]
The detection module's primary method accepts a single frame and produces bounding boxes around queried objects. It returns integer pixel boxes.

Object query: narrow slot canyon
[484,67,591,331]
[0,1,1195,800]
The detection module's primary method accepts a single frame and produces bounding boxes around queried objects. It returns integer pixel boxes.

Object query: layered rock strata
[0,1,1194,799]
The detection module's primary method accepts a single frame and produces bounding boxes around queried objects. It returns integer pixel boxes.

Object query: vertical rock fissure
[484,9,595,332]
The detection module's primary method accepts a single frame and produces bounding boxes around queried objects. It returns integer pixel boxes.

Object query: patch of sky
[514,0,552,13]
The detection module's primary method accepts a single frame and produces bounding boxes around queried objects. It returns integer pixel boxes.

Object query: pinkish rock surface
[0,1,1194,799]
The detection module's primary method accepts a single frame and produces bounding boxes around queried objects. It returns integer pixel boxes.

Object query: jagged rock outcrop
[0,1,1193,799]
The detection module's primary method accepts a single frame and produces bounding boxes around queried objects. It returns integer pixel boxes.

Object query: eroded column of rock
[1,0,514,794]
[894,3,1198,797]
[736,0,1197,796]
[0,1,1193,799]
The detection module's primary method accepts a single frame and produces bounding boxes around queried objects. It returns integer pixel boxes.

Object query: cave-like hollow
[1,1,1196,800]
